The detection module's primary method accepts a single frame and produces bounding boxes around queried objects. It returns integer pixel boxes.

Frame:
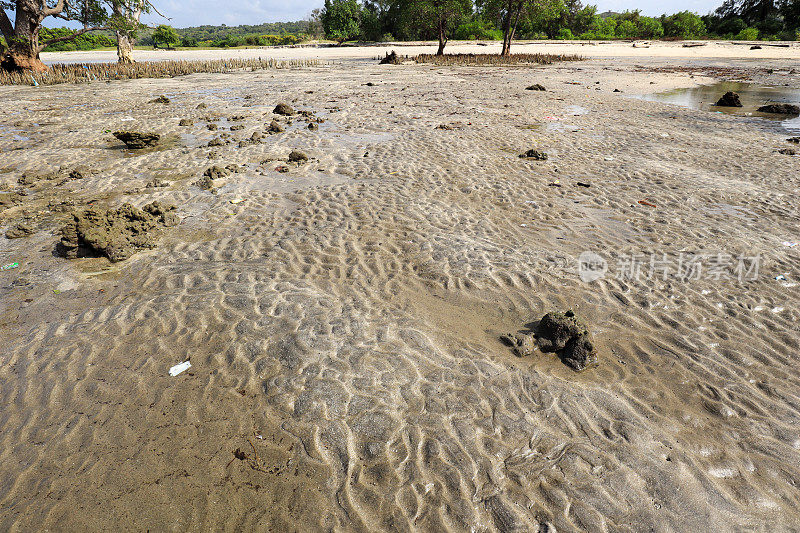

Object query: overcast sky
[140,0,723,28]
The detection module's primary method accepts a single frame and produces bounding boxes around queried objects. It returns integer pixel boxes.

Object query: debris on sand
[715,91,742,107]
[273,103,295,116]
[150,95,170,104]
[758,103,800,115]
[207,123,218,131]
[113,131,160,149]
[500,332,536,357]
[179,118,194,126]
[778,148,797,155]
[59,201,179,262]
[268,119,285,134]
[288,150,309,163]
[536,310,598,371]
[787,137,800,144]
[6,223,35,239]
[380,51,402,65]
[751,45,762,50]
[519,149,548,160]
[526,84,546,91]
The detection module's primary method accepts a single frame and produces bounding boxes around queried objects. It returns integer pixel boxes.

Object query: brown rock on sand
[536,310,598,371]
[59,201,179,262]
[113,131,160,149]
[273,103,295,116]
[6,223,35,239]
[758,103,800,115]
[715,91,742,107]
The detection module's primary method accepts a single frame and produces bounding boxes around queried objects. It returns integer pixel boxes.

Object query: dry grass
[413,53,583,66]
[0,58,321,86]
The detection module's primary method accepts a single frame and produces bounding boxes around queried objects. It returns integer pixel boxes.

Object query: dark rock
[536,310,598,371]
[613,88,622,93]
[196,103,207,109]
[715,91,742,107]
[150,95,170,104]
[758,103,800,115]
[6,223,34,239]
[288,150,308,163]
[230,124,245,131]
[519,149,548,160]
[207,123,218,131]
[751,45,762,50]
[204,165,230,180]
[273,103,295,116]
[380,51,402,65]
[526,84,546,91]
[113,131,160,149]
[268,119,285,134]
[179,118,194,126]
[787,137,800,143]
[778,148,796,155]
[308,122,318,131]
[59,201,179,262]
[207,137,225,147]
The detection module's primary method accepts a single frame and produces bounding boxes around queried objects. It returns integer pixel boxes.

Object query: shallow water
[637,81,800,133]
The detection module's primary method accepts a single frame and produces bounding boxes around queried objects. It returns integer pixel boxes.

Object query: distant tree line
[319,0,800,51]
[9,0,797,60]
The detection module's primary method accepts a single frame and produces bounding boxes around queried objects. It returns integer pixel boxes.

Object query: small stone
[179,118,194,126]
[150,95,170,104]
[268,119,285,134]
[288,150,308,163]
[196,103,207,109]
[307,122,318,131]
[778,148,796,155]
[526,84,546,91]
[207,123,218,131]
[519,149,548,160]
[273,103,295,116]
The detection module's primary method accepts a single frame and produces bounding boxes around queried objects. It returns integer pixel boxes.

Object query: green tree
[321,0,361,44]
[0,0,160,72]
[405,0,472,54]
[152,24,180,48]
[661,11,706,38]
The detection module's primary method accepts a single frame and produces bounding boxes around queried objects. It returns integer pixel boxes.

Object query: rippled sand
[1,53,799,531]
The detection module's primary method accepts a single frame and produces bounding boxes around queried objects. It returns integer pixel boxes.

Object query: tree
[0,0,159,72]
[405,0,471,54]
[321,0,361,44]
[152,24,179,48]
[478,0,543,55]
[661,11,706,39]
[113,0,145,63]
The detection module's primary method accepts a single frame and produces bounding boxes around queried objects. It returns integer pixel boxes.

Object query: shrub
[454,21,503,40]
[556,28,574,40]
[735,27,759,40]
[662,11,706,39]
[577,32,596,40]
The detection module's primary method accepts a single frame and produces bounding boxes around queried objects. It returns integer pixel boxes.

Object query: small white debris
[169,360,191,376]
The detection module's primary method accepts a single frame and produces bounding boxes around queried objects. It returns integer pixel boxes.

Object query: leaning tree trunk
[1,7,47,72]
[116,30,134,63]
[437,23,447,56]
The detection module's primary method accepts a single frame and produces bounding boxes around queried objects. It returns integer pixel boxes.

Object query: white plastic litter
[169,360,191,376]
[782,241,798,247]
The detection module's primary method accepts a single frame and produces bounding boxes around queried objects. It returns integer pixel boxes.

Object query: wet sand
[1,49,800,531]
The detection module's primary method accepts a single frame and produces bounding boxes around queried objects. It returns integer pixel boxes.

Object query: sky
[139,0,724,28]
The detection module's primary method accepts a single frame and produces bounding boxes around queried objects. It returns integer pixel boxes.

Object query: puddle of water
[637,81,800,133]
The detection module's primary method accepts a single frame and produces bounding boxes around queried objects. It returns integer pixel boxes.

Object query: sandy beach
[1,44,800,531]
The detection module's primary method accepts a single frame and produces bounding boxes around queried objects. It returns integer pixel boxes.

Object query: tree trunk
[437,22,446,55]
[501,15,512,56]
[1,6,47,72]
[116,30,134,63]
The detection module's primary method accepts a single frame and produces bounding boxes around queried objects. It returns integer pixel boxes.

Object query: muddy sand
[1,46,800,531]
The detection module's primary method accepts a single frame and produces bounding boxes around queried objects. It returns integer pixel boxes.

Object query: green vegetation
[32,0,800,58]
